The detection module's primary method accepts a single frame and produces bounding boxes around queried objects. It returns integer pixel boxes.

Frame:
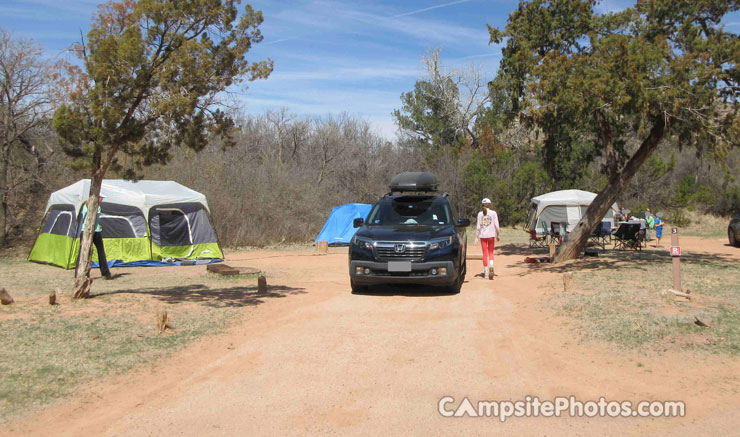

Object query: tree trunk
[0,144,10,247]
[554,118,666,262]
[73,159,104,299]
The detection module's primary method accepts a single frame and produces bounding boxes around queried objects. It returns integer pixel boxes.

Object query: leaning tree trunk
[73,164,104,298]
[554,118,666,262]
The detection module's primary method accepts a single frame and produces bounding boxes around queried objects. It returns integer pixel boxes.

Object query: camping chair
[612,222,642,251]
[549,222,566,245]
[588,221,612,250]
[529,229,548,248]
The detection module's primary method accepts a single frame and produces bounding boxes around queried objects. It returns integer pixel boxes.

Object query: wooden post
[549,240,557,261]
[258,275,267,294]
[316,240,328,254]
[157,310,173,333]
[0,288,14,305]
[563,272,574,292]
[49,288,60,305]
[670,227,681,292]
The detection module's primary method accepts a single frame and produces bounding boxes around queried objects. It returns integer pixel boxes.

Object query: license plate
[387,261,412,272]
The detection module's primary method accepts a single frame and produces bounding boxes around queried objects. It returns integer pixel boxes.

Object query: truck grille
[375,243,426,260]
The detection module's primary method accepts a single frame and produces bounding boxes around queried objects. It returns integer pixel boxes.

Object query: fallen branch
[694,317,710,328]
[667,289,691,299]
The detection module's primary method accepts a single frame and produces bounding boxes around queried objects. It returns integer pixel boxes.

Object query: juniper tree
[53,0,272,297]
[489,0,739,261]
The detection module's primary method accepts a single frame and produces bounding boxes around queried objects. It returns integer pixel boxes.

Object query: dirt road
[6,237,740,435]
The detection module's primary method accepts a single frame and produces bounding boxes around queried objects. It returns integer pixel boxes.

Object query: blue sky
[1,0,737,140]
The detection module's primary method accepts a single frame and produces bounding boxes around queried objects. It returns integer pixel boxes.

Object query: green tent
[28,179,224,268]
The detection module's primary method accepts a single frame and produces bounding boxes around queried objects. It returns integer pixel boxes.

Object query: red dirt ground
[3,236,739,436]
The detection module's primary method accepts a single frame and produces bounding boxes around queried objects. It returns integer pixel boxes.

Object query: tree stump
[157,310,173,333]
[562,272,574,292]
[316,240,328,254]
[49,288,60,305]
[0,288,14,305]
[258,275,267,294]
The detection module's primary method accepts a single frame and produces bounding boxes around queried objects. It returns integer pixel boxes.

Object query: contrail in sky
[390,0,476,18]
[262,0,477,45]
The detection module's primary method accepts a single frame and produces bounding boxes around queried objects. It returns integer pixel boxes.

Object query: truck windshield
[366,196,452,226]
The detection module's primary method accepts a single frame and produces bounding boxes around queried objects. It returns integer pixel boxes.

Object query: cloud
[364,115,400,140]
[454,52,502,61]
[269,65,421,82]
[243,86,401,111]
[238,92,400,140]
[262,0,489,49]
[329,1,489,48]
[0,0,97,20]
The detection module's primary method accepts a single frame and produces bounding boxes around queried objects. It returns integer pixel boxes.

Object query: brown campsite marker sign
[671,227,681,291]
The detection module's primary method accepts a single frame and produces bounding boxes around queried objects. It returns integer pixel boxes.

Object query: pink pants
[480,237,495,266]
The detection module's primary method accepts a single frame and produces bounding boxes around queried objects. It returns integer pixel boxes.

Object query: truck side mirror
[457,218,470,227]
[353,218,364,228]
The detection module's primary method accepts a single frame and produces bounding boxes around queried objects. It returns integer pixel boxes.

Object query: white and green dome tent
[28,179,224,269]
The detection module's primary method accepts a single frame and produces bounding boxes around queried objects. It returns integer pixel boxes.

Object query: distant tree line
[1,0,738,252]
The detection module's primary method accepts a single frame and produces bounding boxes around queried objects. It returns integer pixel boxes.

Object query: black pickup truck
[348,172,470,293]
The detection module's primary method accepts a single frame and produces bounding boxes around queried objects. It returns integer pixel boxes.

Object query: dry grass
[555,250,740,354]
[677,209,732,239]
[0,256,300,423]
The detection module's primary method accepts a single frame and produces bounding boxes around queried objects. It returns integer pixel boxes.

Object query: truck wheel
[447,265,464,294]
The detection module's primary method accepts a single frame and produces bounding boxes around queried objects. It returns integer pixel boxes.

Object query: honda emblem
[394,244,405,253]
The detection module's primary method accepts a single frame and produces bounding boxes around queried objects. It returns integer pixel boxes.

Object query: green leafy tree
[394,48,491,152]
[53,0,272,297]
[489,0,739,262]
[463,150,550,225]
[394,79,463,150]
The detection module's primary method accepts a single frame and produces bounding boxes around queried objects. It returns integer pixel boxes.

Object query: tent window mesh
[41,206,77,237]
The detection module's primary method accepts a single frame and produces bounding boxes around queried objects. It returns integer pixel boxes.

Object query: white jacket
[476,209,500,239]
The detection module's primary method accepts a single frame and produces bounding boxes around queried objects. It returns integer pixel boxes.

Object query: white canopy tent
[525,189,620,234]
[46,179,210,215]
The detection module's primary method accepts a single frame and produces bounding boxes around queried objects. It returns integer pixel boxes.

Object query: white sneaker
[483,266,488,278]
[488,260,494,279]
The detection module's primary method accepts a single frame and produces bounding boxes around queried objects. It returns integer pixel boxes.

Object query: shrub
[669,210,691,228]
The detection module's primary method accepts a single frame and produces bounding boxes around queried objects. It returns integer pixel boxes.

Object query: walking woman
[475,198,500,280]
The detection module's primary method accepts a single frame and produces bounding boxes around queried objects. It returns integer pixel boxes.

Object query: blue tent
[314,203,372,246]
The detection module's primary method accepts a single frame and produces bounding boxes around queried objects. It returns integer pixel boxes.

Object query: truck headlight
[352,235,374,249]
[429,235,454,250]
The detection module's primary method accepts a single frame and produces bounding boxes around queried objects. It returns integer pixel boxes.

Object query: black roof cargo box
[388,172,439,192]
